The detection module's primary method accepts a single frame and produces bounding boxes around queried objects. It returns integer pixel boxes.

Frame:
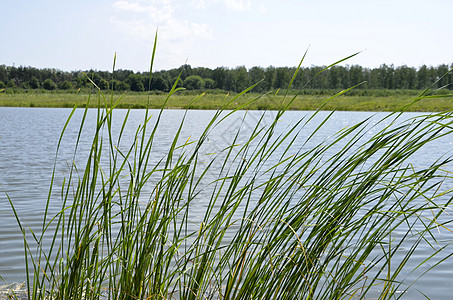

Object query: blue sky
[2,0,452,71]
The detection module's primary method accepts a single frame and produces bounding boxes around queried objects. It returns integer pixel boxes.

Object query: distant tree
[0,62,451,94]
[172,77,184,88]
[58,80,73,90]
[127,74,145,92]
[8,67,18,83]
[203,78,216,89]
[150,75,169,91]
[0,65,7,83]
[118,81,130,91]
[42,79,57,90]
[232,66,249,92]
[19,82,30,89]
[336,66,350,88]
[114,69,134,82]
[180,64,192,80]
[97,71,110,83]
[263,67,276,91]
[327,66,341,89]
[89,73,104,88]
[212,67,227,89]
[28,76,40,89]
[377,64,395,89]
[0,81,5,89]
[307,66,327,89]
[367,68,381,89]
[274,67,291,89]
[110,79,121,91]
[436,64,450,88]
[417,65,429,89]
[223,71,236,91]
[98,78,109,90]
[348,65,364,87]
[394,66,416,89]
[7,79,16,88]
[248,66,266,92]
[73,75,88,88]
[192,67,213,79]
[184,75,204,90]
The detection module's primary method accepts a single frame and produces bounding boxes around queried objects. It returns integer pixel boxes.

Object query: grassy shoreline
[1,90,452,111]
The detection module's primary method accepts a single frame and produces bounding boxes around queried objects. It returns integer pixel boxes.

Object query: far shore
[0,90,452,112]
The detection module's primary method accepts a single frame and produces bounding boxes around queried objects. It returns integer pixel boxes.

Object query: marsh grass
[3,43,453,299]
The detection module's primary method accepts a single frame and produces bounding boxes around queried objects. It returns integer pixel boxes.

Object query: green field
[1,89,452,111]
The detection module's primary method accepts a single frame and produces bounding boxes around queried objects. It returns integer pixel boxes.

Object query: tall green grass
[4,43,453,299]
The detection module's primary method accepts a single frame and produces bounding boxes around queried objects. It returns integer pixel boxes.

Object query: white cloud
[111,0,213,67]
[224,0,251,11]
[113,1,174,25]
[113,1,143,13]
[112,0,212,37]
[191,23,213,38]
[190,0,210,9]
[110,17,153,39]
[188,0,253,11]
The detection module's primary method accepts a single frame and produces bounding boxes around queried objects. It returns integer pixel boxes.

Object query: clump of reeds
[4,41,453,300]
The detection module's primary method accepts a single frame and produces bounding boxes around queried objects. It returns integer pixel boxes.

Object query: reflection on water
[0,107,452,299]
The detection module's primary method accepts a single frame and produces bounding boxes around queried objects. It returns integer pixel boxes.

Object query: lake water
[0,107,452,299]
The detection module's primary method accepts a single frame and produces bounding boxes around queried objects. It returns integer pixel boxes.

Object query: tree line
[0,63,452,93]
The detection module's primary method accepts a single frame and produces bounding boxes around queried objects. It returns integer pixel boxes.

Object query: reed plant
[4,40,453,299]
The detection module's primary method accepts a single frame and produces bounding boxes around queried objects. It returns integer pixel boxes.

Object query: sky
[1,0,452,72]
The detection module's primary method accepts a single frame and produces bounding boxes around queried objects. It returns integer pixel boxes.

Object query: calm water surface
[0,107,452,299]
